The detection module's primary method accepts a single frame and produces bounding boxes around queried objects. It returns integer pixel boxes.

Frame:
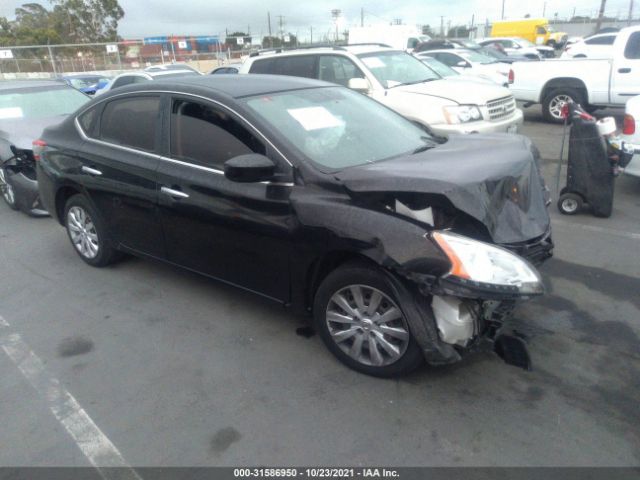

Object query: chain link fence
[0,38,237,78]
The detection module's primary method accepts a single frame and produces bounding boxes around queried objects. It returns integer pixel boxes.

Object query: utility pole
[440,16,444,37]
[310,26,313,44]
[501,0,506,20]
[277,15,285,44]
[267,12,272,48]
[628,0,635,25]
[596,0,607,32]
[542,1,547,17]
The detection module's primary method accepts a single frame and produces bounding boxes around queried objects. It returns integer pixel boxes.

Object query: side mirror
[224,154,276,183]
[457,60,470,68]
[348,77,370,92]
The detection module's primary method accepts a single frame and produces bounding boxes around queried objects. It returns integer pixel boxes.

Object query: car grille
[487,96,517,121]
[502,229,554,266]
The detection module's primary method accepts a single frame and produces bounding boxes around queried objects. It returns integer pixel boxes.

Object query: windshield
[0,86,88,119]
[244,87,436,170]
[68,77,110,89]
[356,51,440,88]
[517,38,537,47]
[457,50,497,64]
[418,56,458,77]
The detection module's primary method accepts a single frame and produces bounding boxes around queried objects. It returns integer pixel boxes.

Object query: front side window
[100,96,160,151]
[111,76,137,89]
[536,27,547,35]
[433,52,462,67]
[318,55,365,87]
[357,51,440,88]
[624,32,640,59]
[244,87,436,170]
[170,99,265,169]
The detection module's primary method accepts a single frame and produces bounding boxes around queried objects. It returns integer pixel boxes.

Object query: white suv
[239,45,523,136]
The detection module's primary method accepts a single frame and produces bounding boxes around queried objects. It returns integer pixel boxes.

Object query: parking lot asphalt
[0,106,639,469]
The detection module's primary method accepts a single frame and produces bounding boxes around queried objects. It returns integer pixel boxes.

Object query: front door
[611,31,640,104]
[156,96,295,302]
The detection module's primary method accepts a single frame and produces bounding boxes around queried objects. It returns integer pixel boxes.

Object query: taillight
[623,114,635,135]
[508,69,514,84]
[32,139,46,161]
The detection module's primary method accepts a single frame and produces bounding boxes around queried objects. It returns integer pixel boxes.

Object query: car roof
[62,74,104,79]
[248,44,398,60]
[0,79,69,90]
[119,74,335,98]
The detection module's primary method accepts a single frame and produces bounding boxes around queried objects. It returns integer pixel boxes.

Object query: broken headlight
[443,105,483,124]
[431,231,543,295]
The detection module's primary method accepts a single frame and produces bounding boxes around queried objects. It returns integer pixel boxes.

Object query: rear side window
[434,52,460,67]
[249,59,275,74]
[100,96,160,152]
[273,56,317,78]
[170,99,265,169]
[111,76,136,89]
[624,32,640,59]
[586,35,615,45]
[78,107,98,136]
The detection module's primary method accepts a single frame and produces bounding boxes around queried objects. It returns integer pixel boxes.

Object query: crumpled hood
[391,79,512,105]
[335,133,550,244]
[0,115,67,150]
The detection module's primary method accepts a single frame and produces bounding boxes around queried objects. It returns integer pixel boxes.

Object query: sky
[0,0,635,41]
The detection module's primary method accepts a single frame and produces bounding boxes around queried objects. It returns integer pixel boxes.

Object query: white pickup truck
[510,25,640,123]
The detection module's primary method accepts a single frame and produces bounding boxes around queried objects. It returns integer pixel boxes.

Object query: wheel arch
[304,250,379,312]
[54,183,85,225]
[540,77,589,104]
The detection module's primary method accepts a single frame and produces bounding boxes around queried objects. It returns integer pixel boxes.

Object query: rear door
[77,94,164,257]
[610,31,640,104]
[156,95,295,302]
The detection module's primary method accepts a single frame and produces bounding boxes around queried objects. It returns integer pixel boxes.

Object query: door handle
[81,166,102,176]
[160,186,189,199]
[618,68,632,74]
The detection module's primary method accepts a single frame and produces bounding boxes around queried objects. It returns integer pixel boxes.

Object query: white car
[478,37,553,59]
[95,69,200,96]
[622,95,640,178]
[416,49,512,86]
[239,45,523,136]
[561,33,617,59]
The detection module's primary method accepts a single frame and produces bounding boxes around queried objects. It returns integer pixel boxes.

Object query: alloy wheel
[549,94,572,120]
[325,285,410,367]
[67,206,100,259]
[0,168,16,205]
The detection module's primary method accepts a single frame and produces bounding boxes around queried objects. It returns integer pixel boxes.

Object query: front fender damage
[291,187,533,369]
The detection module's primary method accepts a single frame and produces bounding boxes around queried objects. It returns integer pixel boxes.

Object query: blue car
[61,74,112,95]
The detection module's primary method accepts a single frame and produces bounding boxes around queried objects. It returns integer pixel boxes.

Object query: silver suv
[239,45,523,135]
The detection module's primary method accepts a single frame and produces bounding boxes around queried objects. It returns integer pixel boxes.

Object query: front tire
[557,192,583,215]
[542,87,586,123]
[64,194,117,267]
[313,262,424,377]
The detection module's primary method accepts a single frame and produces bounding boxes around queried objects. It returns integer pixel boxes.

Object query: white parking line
[552,219,640,240]
[0,315,142,480]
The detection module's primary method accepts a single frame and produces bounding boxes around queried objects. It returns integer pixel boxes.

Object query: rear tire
[542,87,586,124]
[313,262,424,377]
[64,194,118,267]
[0,167,18,210]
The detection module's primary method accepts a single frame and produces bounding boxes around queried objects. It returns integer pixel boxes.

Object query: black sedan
[0,80,89,216]
[36,75,552,377]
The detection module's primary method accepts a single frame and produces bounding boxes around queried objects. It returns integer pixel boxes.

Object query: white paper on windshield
[0,107,23,119]
[361,57,385,69]
[287,107,344,131]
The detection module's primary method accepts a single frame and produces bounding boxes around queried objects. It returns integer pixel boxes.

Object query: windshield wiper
[390,78,438,88]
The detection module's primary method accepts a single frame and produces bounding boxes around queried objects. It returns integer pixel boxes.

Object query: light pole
[501,0,505,19]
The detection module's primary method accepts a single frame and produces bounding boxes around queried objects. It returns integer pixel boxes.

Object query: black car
[0,80,89,216]
[36,75,552,377]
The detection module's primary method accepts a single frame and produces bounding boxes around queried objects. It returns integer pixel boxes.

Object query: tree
[51,0,124,43]
[0,0,124,46]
